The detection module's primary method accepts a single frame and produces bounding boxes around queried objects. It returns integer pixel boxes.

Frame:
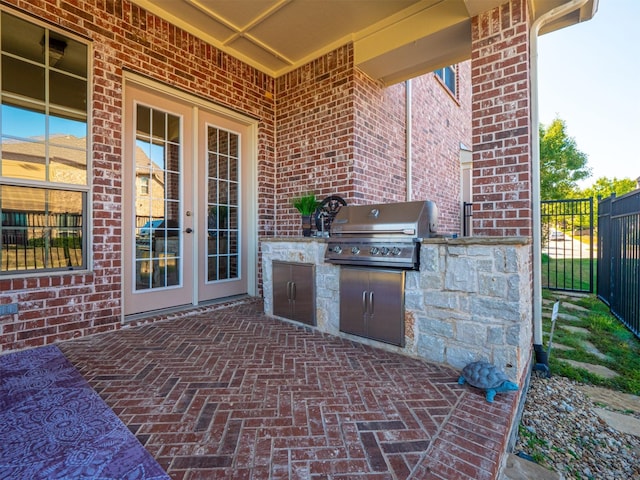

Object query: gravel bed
[515,374,640,480]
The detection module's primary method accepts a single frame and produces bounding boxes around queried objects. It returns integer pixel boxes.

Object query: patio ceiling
[132,0,597,85]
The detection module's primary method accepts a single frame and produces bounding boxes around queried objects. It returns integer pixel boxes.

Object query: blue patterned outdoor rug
[0,344,170,480]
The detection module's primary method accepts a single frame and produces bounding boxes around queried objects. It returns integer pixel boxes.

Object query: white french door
[123,81,254,316]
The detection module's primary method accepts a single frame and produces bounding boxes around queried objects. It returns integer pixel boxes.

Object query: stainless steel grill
[324,200,438,270]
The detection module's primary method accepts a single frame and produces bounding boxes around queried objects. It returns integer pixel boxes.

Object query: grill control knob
[380,247,390,256]
[370,246,380,255]
[391,247,401,256]
[332,245,342,254]
[351,246,360,255]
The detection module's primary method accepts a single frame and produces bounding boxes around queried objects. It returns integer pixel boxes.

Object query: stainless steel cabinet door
[339,267,369,338]
[290,263,315,324]
[272,261,315,325]
[367,269,405,346]
[340,267,405,346]
[273,261,292,319]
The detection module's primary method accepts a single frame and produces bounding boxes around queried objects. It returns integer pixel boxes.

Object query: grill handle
[335,228,416,236]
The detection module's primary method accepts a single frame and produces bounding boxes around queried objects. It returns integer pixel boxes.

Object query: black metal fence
[1,211,84,272]
[598,190,640,339]
[540,198,594,293]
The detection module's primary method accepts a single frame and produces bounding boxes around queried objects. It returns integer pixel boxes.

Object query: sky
[537,0,640,188]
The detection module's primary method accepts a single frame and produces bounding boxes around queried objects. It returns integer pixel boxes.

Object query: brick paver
[59,299,517,479]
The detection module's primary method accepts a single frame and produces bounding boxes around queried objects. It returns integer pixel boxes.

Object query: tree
[581,176,637,200]
[540,118,591,200]
[577,177,637,227]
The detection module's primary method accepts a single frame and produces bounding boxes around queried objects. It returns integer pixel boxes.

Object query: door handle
[362,291,367,314]
[368,291,374,315]
[185,228,193,233]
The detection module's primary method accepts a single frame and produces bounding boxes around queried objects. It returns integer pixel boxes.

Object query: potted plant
[292,193,319,237]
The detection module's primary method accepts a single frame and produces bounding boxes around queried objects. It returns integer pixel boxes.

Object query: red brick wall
[0,0,276,352]
[471,0,532,236]
[351,70,406,205]
[275,50,472,236]
[410,62,473,234]
[274,46,355,237]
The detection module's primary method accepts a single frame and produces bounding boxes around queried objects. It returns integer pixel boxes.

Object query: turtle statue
[458,361,519,403]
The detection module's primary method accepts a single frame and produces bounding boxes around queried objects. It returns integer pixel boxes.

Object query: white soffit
[130,0,597,84]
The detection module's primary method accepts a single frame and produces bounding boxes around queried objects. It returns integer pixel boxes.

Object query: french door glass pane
[206,125,239,282]
[134,105,181,290]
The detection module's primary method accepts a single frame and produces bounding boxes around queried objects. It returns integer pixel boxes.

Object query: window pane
[50,145,87,185]
[228,157,238,182]
[166,143,180,172]
[208,153,217,178]
[152,109,166,140]
[50,71,86,111]
[136,105,151,136]
[1,136,46,181]
[1,103,45,139]
[165,172,180,201]
[229,133,238,158]
[1,55,45,101]
[0,186,85,272]
[1,12,45,64]
[48,34,87,76]
[49,112,87,145]
[167,114,180,143]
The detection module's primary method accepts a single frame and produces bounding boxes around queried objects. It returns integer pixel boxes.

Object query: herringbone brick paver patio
[59,300,517,479]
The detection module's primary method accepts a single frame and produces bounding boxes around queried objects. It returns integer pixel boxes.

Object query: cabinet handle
[291,282,296,300]
[287,281,292,301]
[368,291,374,315]
[362,291,367,314]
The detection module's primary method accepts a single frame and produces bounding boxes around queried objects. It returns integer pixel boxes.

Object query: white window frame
[0,8,92,276]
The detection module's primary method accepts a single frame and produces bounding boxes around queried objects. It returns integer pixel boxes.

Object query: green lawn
[541,291,640,395]
[541,254,595,293]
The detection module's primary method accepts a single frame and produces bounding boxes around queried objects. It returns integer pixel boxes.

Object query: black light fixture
[41,35,67,66]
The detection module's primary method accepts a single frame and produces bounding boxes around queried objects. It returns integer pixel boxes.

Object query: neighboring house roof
[1,135,163,212]
[131,0,597,85]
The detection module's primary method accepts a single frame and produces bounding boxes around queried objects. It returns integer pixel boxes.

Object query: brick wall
[410,62,472,234]
[0,0,276,352]
[274,46,355,237]
[351,70,406,205]
[471,0,532,236]
[275,50,472,236]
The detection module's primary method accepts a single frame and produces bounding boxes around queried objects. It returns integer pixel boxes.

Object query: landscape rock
[514,375,640,479]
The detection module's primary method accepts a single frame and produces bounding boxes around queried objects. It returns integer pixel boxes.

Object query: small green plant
[518,425,550,465]
[588,314,616,333]
[292,193,319,215]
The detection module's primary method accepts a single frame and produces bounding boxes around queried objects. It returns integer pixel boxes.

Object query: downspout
[406,79,412,201]
[530,0,589,368]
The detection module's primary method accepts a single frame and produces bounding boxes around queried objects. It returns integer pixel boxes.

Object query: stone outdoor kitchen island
[262,236,533,385]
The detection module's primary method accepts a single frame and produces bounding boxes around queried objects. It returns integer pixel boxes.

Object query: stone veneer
[262,236,532,383]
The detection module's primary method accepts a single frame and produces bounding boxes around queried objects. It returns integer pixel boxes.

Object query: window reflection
[0,11,89,275]
[0,186,84,272]
[206,126,240,282]
[134,106,182,290]
[1,104,46,139]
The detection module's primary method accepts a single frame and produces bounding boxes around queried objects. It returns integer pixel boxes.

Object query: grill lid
[329,200,438,239]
